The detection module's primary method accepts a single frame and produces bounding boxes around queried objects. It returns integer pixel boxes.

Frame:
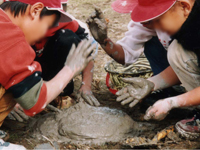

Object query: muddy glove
[86,7,107,44]
[116,78,155,108]
[79,85,100,107]
[7,104,29,122]
[144,98,174,121]
[65,39,96,77]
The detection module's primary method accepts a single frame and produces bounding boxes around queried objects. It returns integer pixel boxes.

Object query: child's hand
[7,104,29,122]
[116,78,154,108]
[79,85,100,107]
[144,98,173,121]
[65,39,96,77]
[86,7,108,45]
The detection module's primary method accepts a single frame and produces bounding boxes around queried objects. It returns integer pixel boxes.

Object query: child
[87,0,200,139]
[0,0,95,147]
[34,20,99,108]
[87,0,183,109]
[9,1,99,122]
[33,1,99,107]
[87,0,171,76]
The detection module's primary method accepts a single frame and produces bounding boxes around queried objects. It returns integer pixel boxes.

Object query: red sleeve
[23,83,47,116]
[0,10,47,116]
[0,41,41,89]
[0,41,47,115]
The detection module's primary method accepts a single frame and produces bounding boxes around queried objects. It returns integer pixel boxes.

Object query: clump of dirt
[31,102,151,145]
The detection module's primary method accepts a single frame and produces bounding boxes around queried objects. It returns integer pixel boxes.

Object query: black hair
[0,1,60,26]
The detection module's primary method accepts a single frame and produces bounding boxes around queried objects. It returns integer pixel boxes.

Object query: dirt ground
[2,0,200,149]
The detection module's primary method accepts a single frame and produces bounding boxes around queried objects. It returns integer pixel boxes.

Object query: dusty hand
[65,39,96,76]
[86,7,107,44]
[116,78,154,108]
[7,104,29,122]
[79,85,100,106]
[144,99,173,121]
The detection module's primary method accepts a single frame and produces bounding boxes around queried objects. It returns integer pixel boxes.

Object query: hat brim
[46,7,72,23]
[111,0,137,14]
[131,0,176,23]
[61,0,68,4]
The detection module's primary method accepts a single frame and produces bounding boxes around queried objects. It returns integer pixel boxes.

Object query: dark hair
[0,1,60,26]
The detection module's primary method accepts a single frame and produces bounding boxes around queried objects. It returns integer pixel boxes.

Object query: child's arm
[4,40,95,116]
[79,60,100,106]
[115,66,180,108]
[45,66,74,105]
[81,60,94,90]
[144,69,200,121]
[144,88,200,121]
[101,39,125,64]
[87,8,156,65]
[45,40,96,105]
[171,88,200,108]
[148,66,181,91]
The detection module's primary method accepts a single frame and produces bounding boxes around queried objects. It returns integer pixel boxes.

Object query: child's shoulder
[0,9,26,51]
[0,8,24,34]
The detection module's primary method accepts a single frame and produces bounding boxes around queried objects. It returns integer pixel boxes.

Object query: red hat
[61,0,68,4]
[131,0,176,22]
[111,0,137,13]
[5,0,72,22]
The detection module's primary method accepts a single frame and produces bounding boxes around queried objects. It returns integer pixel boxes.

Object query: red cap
[131,0,176,22]
[111,0,137,13]
[61,0,68,4]
[5,0,72,22]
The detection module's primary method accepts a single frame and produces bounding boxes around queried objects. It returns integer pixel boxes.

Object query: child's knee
[56,29,81,48]
[167,40,180,67]
[0,92,16,126]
